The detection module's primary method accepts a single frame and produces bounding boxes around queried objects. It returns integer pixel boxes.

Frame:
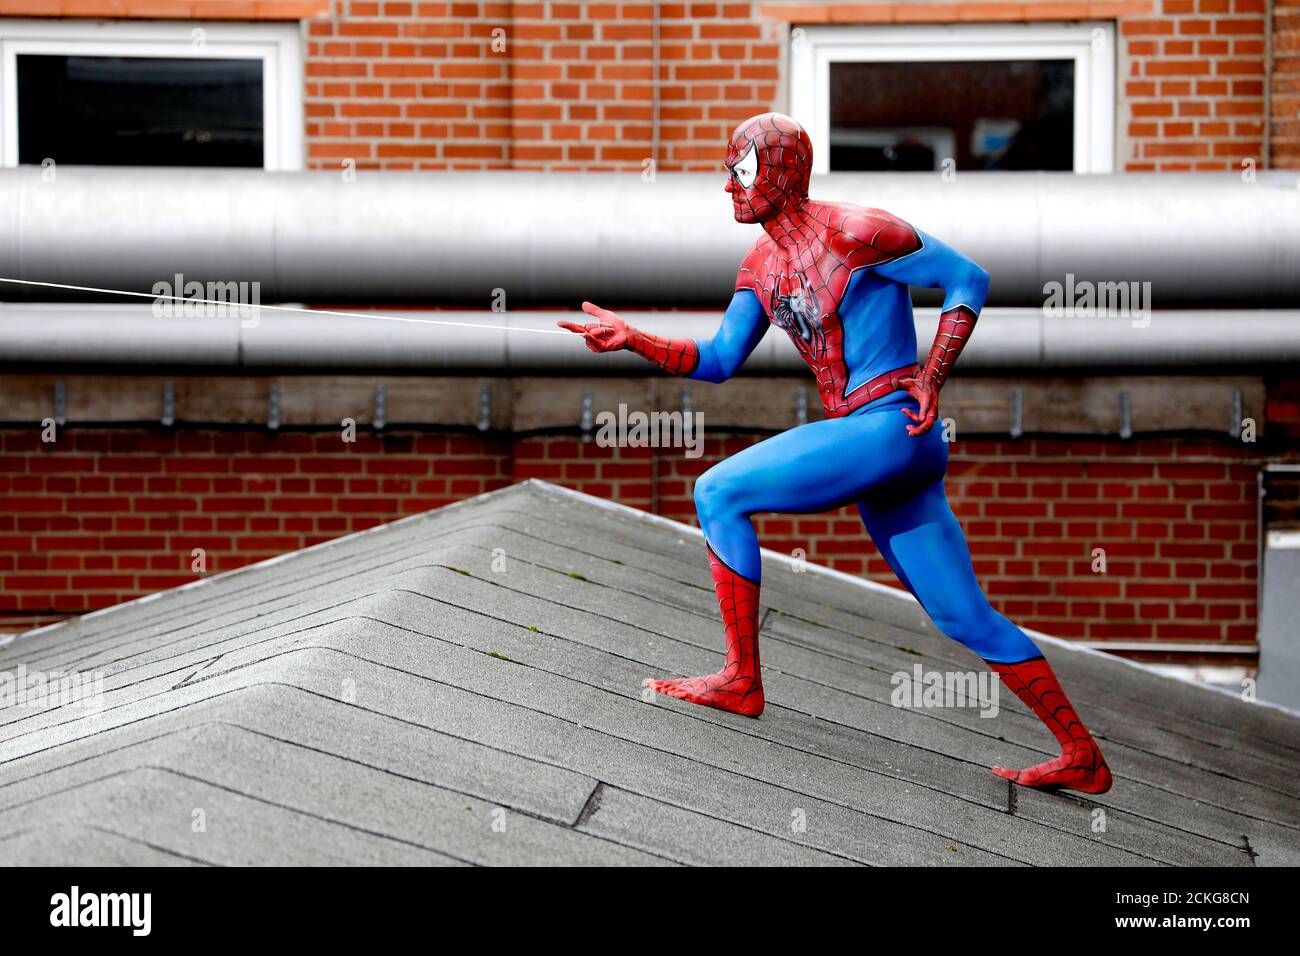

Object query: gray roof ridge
[6,477,1295,720]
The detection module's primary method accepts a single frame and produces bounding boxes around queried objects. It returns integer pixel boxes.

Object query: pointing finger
[581,301,615,321]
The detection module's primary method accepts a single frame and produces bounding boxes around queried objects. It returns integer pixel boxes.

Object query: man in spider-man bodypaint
[559,112,1112,795]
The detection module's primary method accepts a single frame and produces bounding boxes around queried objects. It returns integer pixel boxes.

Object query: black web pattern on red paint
[992,658,1110,790]
[647,546,765,717]
[736,202,924,418]
[626,328,700,376]
[923,305,979,388]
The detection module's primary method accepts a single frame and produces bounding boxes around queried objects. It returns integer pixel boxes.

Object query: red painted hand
[556,301,630,353]
[899,370,941,437]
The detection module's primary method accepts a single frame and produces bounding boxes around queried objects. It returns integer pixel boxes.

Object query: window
[789,22,1115,174]
[0,19,303,170]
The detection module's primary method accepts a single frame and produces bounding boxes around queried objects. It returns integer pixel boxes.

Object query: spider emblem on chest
[769,270,825,347]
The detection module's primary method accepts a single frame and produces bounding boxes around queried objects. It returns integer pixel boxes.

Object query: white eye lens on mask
[732,144,758,189]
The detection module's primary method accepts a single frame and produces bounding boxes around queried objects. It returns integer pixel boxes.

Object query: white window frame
[0,18,303,170]
[789,22,1115,174]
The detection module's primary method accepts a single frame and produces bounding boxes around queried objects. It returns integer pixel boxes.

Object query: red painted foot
[990,657,1113,794]
[991,754,1113,794]
[645,546,765,718]
[644,674,765,717]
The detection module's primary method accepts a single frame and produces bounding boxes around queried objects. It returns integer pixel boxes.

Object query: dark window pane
[829,59,1074,172]
[17,54,264,167]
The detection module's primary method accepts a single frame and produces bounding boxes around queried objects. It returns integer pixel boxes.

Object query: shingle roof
[1,480,1297,866]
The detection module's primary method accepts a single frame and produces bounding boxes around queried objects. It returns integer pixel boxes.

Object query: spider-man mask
[724,112,814,224]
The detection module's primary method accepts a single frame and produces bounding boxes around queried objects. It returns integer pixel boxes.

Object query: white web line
[0,277,569,335]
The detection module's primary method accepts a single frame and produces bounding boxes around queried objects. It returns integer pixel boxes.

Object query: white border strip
[1083,640,1260,654]
[789,21,1116,175]
[0,18,303,170]
[1267,530,1300,550]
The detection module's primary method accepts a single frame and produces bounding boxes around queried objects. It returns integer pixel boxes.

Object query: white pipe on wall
[0,167,1296,308]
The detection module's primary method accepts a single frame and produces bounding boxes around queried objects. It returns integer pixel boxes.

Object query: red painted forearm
[920,305,978,389]
[624,328,700,376]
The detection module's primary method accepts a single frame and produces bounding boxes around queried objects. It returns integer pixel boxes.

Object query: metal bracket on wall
[1230,389,1243,439]
[53,380,66,427]
[267,382,281,432]
[1010,387,1024,439]
[580,389,593,443]
[162,381,175,428]
[373,384,386,432]
[478,383,491,432]
[1118,391,1132,440]
[794,387,807,426]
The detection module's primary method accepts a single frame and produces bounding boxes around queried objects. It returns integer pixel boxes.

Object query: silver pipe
[0,167,1296,307]
[2,303,1297,370]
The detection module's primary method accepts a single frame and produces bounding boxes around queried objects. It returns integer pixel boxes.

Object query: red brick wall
[301,0,1280,174]
[305,1,783,170]
[1275,0,1300,167]
[0,430,511,622]
[1122,0,1267,171]
[1,428,1259,650]
[6,0,1289,171]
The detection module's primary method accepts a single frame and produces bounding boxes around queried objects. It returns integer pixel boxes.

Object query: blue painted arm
[872,229,990,315]
[689,289,769,384]
[874,228,990,394]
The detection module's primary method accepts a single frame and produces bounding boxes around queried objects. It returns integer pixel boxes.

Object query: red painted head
[724,112,814,223]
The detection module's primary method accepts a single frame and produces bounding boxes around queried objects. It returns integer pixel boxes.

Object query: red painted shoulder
[735,237,773,292]
[832,207,923,266]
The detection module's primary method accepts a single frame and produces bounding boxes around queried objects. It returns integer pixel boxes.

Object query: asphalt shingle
[1,480,1297,866]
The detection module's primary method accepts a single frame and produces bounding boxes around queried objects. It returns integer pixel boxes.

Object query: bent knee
[928,604,1036,660]
[693,466,746,521]
[926,599,1000,646]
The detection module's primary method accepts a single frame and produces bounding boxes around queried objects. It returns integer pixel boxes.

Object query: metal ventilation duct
[2,304,1297,371]
[0,167,1296,308]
